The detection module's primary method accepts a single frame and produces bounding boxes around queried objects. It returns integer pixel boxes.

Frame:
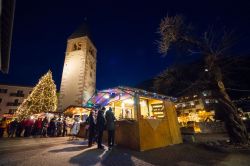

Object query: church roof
[68,22,91,39]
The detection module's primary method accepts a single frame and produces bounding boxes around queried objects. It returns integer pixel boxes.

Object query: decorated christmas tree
[15,70,58,119]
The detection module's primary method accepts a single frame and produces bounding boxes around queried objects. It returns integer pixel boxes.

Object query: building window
[0,89,7,93]
[72,42,82,51]
[0,98,2,103]
[90,72,92,78]
[6,99,20,106]
[7,102,12,106]
[89,48,95,57]
[10,90,24,97]
[17,90,23,94]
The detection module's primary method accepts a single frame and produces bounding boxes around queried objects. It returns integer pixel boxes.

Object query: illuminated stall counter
[86,86,183,151]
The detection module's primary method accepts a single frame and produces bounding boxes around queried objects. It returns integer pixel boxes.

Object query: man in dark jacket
[57,119,62,137]
[96,108,106,149]
[105,107,116,150]
[86,111,96,147]
[62,118,68,137]
[8,119,18,137]
[41,117,48,137]
[15,121,22,137]
[49,118,56,137]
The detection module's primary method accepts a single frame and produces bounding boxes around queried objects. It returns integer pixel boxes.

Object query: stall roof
[84,86,177,108]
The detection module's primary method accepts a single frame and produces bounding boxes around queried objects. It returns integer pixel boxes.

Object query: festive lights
[104,94,110,99]
[123,98,134,105]
[15,71,57,120]
[140,100,147,107]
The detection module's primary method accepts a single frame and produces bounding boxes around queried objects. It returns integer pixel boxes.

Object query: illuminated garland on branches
[15,70,57,119]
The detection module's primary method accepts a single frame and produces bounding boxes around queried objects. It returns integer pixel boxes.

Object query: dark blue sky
[1,0,250,90]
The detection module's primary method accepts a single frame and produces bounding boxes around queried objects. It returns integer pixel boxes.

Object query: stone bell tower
[59,23,97,111]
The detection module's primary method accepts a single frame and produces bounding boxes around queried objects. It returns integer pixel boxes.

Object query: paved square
[0,137,249,166]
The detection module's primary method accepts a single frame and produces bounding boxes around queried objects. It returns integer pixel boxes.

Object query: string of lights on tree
[15,70,57,120]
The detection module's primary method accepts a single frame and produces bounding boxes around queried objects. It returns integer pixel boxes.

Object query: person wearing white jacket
[70,117,80,140]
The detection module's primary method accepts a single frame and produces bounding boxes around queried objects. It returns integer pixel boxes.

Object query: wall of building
[175,91,217,125]
[0,84,33,114]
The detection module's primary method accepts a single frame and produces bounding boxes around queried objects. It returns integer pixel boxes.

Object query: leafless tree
[156,15,249,144]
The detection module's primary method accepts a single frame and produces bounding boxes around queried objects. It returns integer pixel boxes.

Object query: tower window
[89,48,94,57]
[72,42,82,51]
[90,72,92,78]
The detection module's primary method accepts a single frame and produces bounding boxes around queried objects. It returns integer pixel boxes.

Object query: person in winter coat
[49,118,56,137]
[15,121,22,137]
[62,118,68,137]
[86,110,96,147]
[0,117,7,138]
[24,117,34,137]
[8,119,18,138]
[34,118,43,136]
[105,107,116,150]
[18,118,26,137]
[41,117,49,137]
[96,108,106,149]
[70,118,80,140]
[57,119,62,136]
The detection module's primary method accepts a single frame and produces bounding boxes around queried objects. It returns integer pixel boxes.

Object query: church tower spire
[58,23,97,111]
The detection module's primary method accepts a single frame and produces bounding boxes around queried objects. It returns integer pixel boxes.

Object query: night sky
[1,0,250,90]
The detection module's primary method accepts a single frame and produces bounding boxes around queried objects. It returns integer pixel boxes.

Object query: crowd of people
[0,106,117,150]
[0,116,69,138]
[85,107,116,150]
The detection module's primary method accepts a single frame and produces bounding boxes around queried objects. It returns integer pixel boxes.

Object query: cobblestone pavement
[0,137,249,166]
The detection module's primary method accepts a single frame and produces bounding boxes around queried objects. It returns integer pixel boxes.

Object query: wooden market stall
[63,106,91,136]
[64,106,90,120]
[85,86,182,151]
